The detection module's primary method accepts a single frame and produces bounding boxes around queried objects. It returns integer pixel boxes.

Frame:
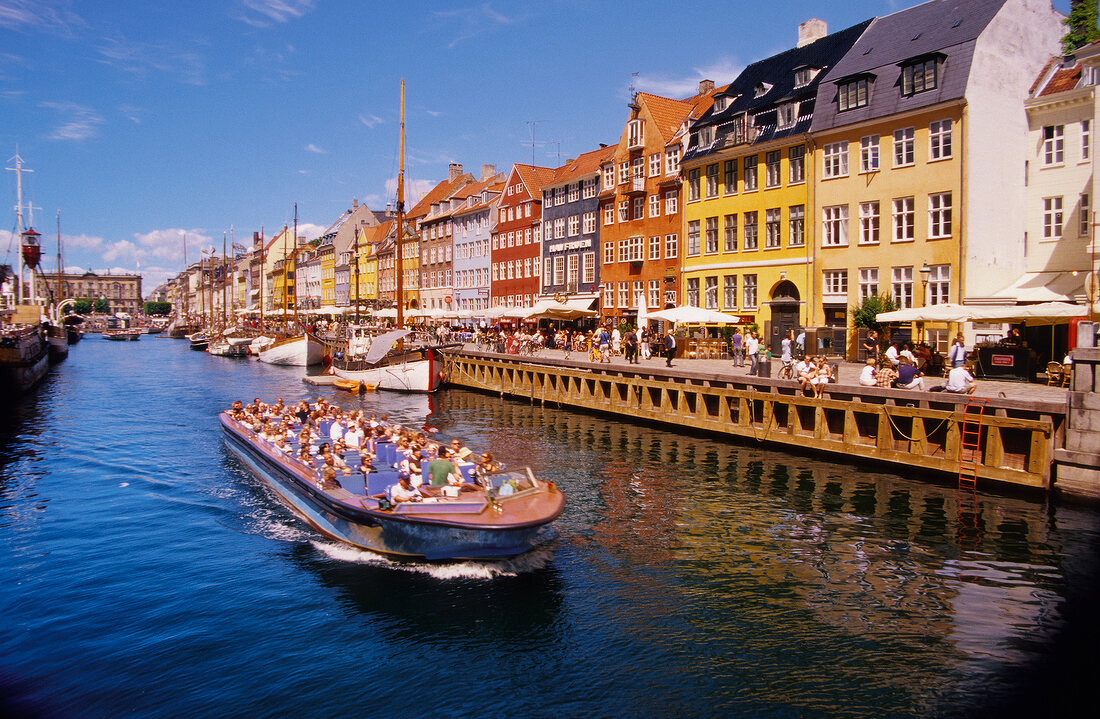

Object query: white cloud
[294,222,326,241]
[433,3,519,49]
[305,143,326,154]
[0,0,85,36]
[96,36,206,86]
[358,113,383,128]
[633,58,744,99]
[39,100,104,141]
[236,0,316,28]
[384,177,433,209]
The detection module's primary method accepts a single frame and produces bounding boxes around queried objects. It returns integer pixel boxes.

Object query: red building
[490,163,555,310]
[598,83,721,325]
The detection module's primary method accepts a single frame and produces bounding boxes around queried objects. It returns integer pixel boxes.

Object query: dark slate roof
[684,19,872,163]
[810,0,1007,132]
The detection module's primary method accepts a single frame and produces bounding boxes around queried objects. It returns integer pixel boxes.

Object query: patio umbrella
[875,303,974,323]
[648,306,742,324]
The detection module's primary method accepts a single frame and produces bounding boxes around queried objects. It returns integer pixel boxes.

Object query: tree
[144,301,171,315]
[1063,0,1100,53]
[93,298,110,314]
[850,294,897,332]
[72,298,93,314]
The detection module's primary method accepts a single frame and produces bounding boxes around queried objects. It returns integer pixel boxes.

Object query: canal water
[2,338,1099,718]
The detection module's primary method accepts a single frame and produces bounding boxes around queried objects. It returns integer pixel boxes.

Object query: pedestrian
[624,327,639,364]
[863,329,880,367]
[948,334,967,368]
[639,327,651,360]
[731,327,743,367]
[745,331,760,374]
[663,328,676,367]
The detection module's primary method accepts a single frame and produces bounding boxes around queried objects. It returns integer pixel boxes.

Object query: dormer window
[793,67,818,88]
[713,96,730,113]
[696,125,715,147]
[838,76,872,111]
[754,82,772,98]
[901,56,940,95]
[777,103,798,130]
[628,119,645,148]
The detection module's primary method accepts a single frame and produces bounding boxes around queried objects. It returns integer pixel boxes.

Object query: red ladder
[957,397,988,490]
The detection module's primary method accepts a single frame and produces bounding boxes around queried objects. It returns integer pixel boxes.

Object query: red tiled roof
[405,173,474,219]
[513,163,556,193]
[550,145,615,183]
[1040,65,1083,96]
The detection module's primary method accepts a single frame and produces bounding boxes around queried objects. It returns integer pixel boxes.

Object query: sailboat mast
[222,231,228,328]
[57,209,63,306]
[282,224,288,322]
[293,203,299,331]
[396,79,405,332]
[259,226,264,327]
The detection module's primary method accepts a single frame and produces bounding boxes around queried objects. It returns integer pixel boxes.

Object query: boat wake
[309,537,559,579]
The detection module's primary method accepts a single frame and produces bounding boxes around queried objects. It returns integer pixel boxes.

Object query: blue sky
[0,0,1074,294]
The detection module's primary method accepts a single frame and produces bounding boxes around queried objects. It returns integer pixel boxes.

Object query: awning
[877,301,1089,325]
[990,271,1086,303]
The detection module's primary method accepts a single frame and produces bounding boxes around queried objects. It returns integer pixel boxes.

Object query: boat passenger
[449,438,473,461]
[390,475,422,503]
[297,446,312,463]
[344,422,365,449]
[474,451,500,486]
[328,417,345,443]
[273,436,291,454]
[428,448,463,487]
[318,456,341,490]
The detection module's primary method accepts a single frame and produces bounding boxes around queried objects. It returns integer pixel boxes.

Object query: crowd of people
[225,397,502,504]
[858,330,976,394]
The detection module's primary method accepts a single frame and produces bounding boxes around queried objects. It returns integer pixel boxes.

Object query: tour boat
[220,412,564,560]
[103,328,142,341]
[256,334,324,366]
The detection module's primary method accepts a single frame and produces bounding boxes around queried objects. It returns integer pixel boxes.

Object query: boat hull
[0,330,50,394]
[103,330,142,341]
[332,349,443,392]
[257,335,324,366]
[221,414,561,560]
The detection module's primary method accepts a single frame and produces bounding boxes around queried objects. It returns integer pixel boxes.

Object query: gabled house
[491,163,555,310]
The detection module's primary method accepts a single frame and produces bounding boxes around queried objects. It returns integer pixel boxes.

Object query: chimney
[352,197,358,210]
[386,202,392,213]
[699,79,715,95]
[480,164,496,181]
[253,231,260,248]
[448,163,463,182]
[798,18,827,48]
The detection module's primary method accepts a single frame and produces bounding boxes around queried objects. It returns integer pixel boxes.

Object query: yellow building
[680,19,870,352]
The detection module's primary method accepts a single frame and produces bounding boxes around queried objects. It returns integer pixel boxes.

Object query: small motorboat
[333,379,375,393]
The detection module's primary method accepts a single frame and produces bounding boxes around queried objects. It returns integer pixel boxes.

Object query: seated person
[318,456,341,490]
[899,343,916,365]
[893,357,925,390]
[858,357,878,386]
[389,475,422,503]
[272,436,292,454]
[942,364,977,394]
[449,437,473,461]
[884,342,900,367]
[809,357,832,397]
[428,448,463,487]
[915,344,933,374]
[876,364,898,388]
[797,358,816,395]
[474,451,501,487]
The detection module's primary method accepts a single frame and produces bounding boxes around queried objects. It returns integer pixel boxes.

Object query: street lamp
[918,262,932,303]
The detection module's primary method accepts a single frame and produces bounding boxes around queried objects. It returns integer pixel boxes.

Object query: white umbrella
[648,306,742,324]
[876,303,973,323]
[636,298,649,329]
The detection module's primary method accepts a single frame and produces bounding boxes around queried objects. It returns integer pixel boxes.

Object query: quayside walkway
[445,346,1070,495]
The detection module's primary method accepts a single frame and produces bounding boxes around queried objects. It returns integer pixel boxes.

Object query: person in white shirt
[745,332,760,373]
[943,365,976,394]
[858,357,877,386]
[885,342,900,367]
[948,335,967,368]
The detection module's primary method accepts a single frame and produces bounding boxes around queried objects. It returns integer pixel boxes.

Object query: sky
[0,0,1076,296]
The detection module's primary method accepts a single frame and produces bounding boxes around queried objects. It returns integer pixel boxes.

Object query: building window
[604,241,614,264]
[582,252,595,284]
[765,150,781,188]
[665,147,680,175]
[724,159,738,193]
[567,254,579,286]
[929,119,952,160]
[859,201,880,244]
[603,282,614,308]
[822,205,849,247]
[743,155,758,191]
[686,278,700,307]
[1082,193,1091,237]
[894,128,915,167]
[705,163,719,197]
[554,218,565,239]
[893,197,915,241]
[928,192,952,238]
[553,255,565,285]
[603,204,614,226]
[628,119,644,148]
[823,269,848,296]
[649,235,661,260]
[892,266,913,309]
[1044,196,1064,238]
[724,214,738,252]
[703,276,718,309]
[823,141,848,178]
[860,135,879,172]
[705,217,719,253]
[632,157,644,180]
[603,165,615,190]
[789,205,805,247]
[567,183,580,203]
[1044,125,1065,165]
[665,191,678,215]
[789,145,805,184]
[743,211,758,250]
[583,177,598,198]
[687,168,701,202]
[568,215,580,237]
[765,208,781,248]
[648,280,660,308]
[743,274,757,308]
[858,267,879,302]
[777,103,797,130]
[648,194,660,218]
[618,200,629,222]
[617,162,629,185]
[687,220,701,256]
[902,58,938,95]
[583,211,596,234]
[619,236,643,262]
[665,233,678,259]
[838,77,870,111]
[1083,120,1091,161]
[633,196,644,219]
[723,275,737,309]
[648,153,661,177]
[928,264,950,305]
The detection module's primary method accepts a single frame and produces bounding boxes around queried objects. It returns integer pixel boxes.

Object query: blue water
[2,337,1099,718]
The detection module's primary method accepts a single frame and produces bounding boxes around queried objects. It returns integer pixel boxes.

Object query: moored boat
[102,329,142,341]
[331,328,451,392]
[256,334,324,366]
[220,411,564,560]
[188,331,210,350]
[0,324,50,394]
[46,324,69,362]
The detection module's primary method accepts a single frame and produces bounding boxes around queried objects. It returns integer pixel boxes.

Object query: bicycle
[777,359,796,380]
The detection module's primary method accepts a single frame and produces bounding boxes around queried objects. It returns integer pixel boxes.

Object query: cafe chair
[1046,361,1063,386]
[1062,363,1073,388]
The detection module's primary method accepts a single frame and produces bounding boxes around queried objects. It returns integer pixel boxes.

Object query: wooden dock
[444,351,1064,492]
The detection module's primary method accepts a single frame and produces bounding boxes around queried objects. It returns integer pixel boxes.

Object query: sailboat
[256,213,323,367]
[331,82,451,392]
